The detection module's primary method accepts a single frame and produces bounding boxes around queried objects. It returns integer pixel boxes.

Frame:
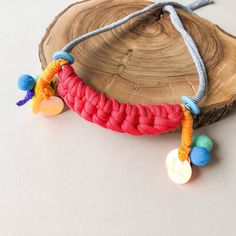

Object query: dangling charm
[16,52,73,116]
[166,148,192,184]
[166,101,214,184]
[40,96,64,116]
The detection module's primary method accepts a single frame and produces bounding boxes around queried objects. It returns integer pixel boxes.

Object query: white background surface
[0,0,235,235]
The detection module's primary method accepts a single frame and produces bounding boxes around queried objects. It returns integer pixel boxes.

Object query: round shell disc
[40,96,64,116]
[166,149,192,184]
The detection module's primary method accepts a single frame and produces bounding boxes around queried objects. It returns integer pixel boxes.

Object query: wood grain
[39,0,236,128]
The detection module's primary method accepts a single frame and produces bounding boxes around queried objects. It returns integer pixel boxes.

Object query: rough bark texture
[39,0,236,128]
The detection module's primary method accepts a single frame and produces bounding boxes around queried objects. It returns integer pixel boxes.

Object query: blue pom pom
[190,147,211,167]
[18,74,36,91]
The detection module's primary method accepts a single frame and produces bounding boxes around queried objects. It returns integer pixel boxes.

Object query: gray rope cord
[62,0,214,105]
[188,0,214,10]
[163,5,207,104]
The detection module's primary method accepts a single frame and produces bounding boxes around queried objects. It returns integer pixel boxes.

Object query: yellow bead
[40,96,64,116]
[166,149,192,184]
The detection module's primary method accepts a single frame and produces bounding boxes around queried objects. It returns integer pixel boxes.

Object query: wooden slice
[39,0,236,128]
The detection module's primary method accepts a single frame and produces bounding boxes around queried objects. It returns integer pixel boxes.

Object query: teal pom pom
[18,74,36,91]
[192,135,213,152]
[190,147,211,166]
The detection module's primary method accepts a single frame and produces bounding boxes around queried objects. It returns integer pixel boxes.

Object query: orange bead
[40,96,64,116]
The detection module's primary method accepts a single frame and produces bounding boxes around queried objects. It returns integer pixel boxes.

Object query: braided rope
[58,65,183,136]
[52,0,214,136]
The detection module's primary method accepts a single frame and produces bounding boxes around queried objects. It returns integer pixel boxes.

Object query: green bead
[192,135,213,152]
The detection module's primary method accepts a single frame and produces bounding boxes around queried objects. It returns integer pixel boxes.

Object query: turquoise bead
[182,96,200,115]
[192,135,213,152]
[190,146,211,167]
[53,51,74,64]
[18,74,36,91]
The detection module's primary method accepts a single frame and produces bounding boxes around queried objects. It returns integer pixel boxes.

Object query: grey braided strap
[163,5,207,104]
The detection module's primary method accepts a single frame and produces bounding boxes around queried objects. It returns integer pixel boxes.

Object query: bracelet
[16,0,215,184]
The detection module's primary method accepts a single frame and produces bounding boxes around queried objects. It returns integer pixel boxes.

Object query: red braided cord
[57,65,183,136]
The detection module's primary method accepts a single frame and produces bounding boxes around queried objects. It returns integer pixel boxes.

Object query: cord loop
[61,0,213,106]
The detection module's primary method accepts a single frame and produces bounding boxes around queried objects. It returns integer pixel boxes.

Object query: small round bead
[182,96,200,115]
[18,74,36,91]
[190,146,211,167]
[192,135,213,152]
[53,51,74,64]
